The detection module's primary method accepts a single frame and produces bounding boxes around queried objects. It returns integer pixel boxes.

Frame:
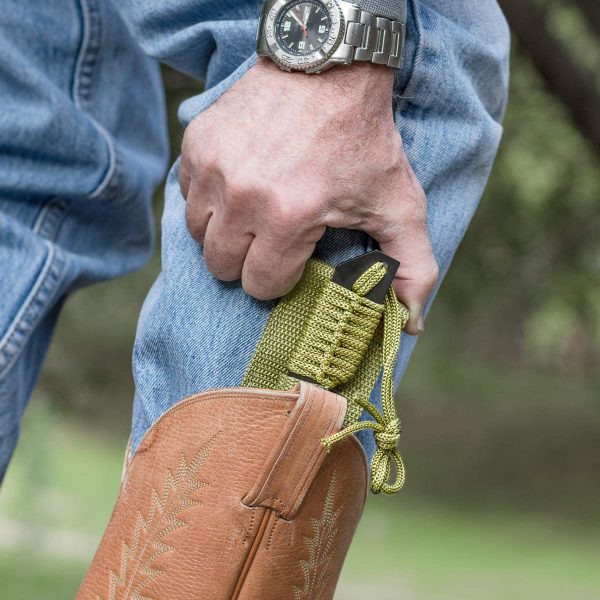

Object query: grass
[0,552,83,600]
[344,502,600,599]
[1,400,599,599]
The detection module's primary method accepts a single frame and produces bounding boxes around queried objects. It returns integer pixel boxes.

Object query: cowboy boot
[76,382,366,599]
[77,253,408,599]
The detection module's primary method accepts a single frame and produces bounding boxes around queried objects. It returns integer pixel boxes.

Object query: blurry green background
[1,2,599,598]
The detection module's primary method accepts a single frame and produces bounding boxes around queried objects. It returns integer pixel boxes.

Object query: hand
[180,58,438,335]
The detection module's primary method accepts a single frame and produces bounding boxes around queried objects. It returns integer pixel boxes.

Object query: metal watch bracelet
[337,3,405,68]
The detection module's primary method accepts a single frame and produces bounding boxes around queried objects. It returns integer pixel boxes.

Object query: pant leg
[131,0,510,460]
[0,0,168,479]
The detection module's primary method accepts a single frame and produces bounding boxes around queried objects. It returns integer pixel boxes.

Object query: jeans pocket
[0,220,66,378]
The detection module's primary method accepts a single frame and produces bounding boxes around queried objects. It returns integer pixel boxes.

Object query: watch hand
[290,8,309,37]
[304,5,311,24]
[290,10,305,29]
[303,6,311,36]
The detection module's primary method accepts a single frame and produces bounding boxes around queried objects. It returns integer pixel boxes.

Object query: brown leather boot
[79,254,410,599]
[77,382,367,600]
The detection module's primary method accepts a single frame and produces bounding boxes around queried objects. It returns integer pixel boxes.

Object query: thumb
[366,214,439,336]
[363,156,439,335]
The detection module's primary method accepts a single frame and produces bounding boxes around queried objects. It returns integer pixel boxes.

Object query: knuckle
[296,195,324,221]
[182,137,217,176]
[188,150,211,175]
[226,178,254,208]
[184,207,206,244]
[272,194,324,233]
[198,152,218,175]
[272,208,297,233]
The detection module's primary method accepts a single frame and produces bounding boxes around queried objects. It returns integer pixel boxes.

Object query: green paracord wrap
[287,262,387,389]
[242,259,409,495]
[321,265,407,494]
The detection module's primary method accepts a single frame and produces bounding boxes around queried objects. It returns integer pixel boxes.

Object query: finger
[357,156,438,335]
[184,179,213,245]
[391,254,439,336]
[241,235,317,301]
[203,212,253,281]
[381,229,438,335]
[365,189,438,335]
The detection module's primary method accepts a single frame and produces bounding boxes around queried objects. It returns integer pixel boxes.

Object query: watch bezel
[263,0,346,72]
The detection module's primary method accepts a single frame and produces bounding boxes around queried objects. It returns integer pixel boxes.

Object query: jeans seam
[73,0,121,201]
[0,198,69,377]
[0,241,67,378]
[33,197,70,241]
[73,0,101,111]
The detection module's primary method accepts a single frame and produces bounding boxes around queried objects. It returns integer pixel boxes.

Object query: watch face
[275,0,332,56]
[262,0,344,72]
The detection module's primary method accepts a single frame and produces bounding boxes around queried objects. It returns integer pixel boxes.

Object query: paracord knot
[374,419,401,451]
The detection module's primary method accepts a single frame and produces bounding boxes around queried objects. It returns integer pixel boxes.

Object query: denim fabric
[358,0,407,22]
[0,0,509,478]
[0,0,169,477]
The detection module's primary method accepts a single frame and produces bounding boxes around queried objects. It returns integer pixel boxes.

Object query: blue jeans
[0,0,510,478]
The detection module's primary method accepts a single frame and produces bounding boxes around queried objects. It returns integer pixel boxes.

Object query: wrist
[255,56,394,101]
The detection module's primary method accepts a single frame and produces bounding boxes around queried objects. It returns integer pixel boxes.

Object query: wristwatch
[256,0,406,74]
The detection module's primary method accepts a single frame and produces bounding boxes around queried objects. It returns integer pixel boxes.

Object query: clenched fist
[179,58,438,335]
